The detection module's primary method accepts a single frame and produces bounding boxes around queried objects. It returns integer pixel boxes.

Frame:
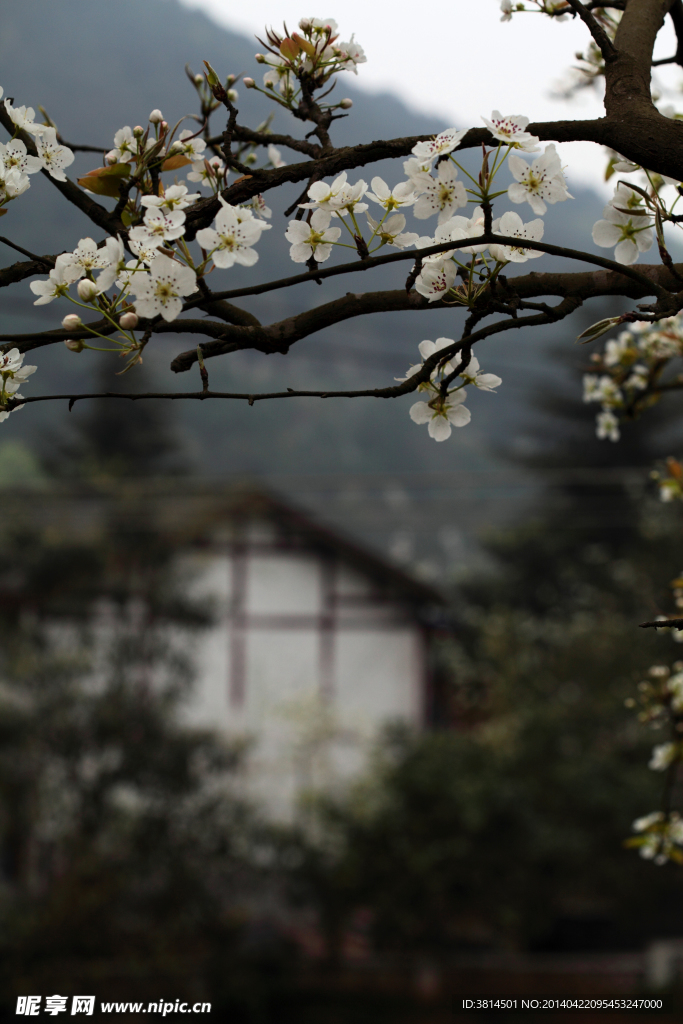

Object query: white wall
[181,531,426,819]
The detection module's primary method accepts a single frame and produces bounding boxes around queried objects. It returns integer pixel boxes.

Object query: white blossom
[596,409,620,442]
[35,127,74,182]
[411,129,467,162]
[649,742,678,771]
[129,206,186,247]
[482,110,540,152]
[0,347,36,422]
[367,176,416,212]
[0,139,41,176]
[140,184,200,212]
[285,208,341,263]
[65,237,110,280]
[106,126,137,164]
[188,155,226,188]
[4,100,44,136]
[268,144,286,168]
[489,210,544,262]
[583,374,622,405]
[366,212,418,249]
[129,253,197,322]
[173,128,206,161]
[96,235,128,292]
[196,200,271,268]
[414,260,457,302]
[592,206,654,265]
[500,0,513,20]
[300,172,350,212]
[412,161,467,223]
[507,144,572,215]
[29,258,79,305]
[334,35,366,73]
[0,158,29,201]
[409,391,471,441]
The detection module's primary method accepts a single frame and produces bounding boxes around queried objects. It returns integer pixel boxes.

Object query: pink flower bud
[148,109,164,124]
[77,279,99,303]
[243,77,256,89]
[133,125,144,136]
[105,150,118,164]
[254,54,266,63]
[61,313,82,331]
[160,121,168,131]
[340,98,353,110]
[64,339,84,353]
[119,311,139,330]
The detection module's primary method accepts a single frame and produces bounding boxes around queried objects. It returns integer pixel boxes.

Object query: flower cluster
[253,18,365,110]
[395,337,502,441]
[626,662,683,864]
[583,316,683,442]
[0,87,73,211]
[0,348,36,422]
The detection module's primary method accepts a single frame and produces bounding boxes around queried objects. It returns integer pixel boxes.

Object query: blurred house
[2,481,447,818]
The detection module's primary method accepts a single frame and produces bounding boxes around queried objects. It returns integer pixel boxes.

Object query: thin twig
[565,0,618,61]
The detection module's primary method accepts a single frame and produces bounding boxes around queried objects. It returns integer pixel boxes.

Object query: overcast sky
[178,0,681,196]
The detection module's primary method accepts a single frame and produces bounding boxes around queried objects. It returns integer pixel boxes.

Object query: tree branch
[565,0,618,61]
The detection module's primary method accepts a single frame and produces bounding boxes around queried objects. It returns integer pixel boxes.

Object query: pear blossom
[29,258,80,304]
[649,742,677,771]
[173,128,207,161]
[0,347,36,422]
[188,155,226,188]
[583,374,622,405]
[367,213,418,249]
[0,159,29,202]
[482,111,540,152]
[596,409,620,441]
[414,260,457,302]
[140,184,200,212]
[299,172,350,212]
[395,336,456,384]
[128,253,197,322]
[128,237,160,265]
[35,127,74,182]
[129,206,187,247]
[64,237,111,279]
[592,192,654,265]
[411,128,467,162]
[4,100,44,136]
[243,194,272,220]
[412,162,467,223]
[77,279,100,302]
[196,200,271,268]
[0,139,42,176]
[625,364,649,390]
[507,144,572,215]
[403,156,434,182]
[268,144,286,168]
[285,209,341,263]
[458,355,502,392]
[409,391,471,441]
[489,210,544,262]
[367,176,416,212]
[106,126,137,164]
[500,0,513,19]
[263,57,295,96]
[335,35,366,72]
[96,235,129,292]
[330,178,368,217]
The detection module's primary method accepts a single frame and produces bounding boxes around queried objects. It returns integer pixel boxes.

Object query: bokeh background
[2,2,683,1020]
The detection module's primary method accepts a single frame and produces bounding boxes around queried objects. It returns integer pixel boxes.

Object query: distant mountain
[0,0,650,566]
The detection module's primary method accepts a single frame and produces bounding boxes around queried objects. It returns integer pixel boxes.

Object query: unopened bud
[203,61,220,88]
[149,109,164,124]
[227,89,238,103]
[254,53,266,64]
[133,125,144,137]
[245,152,257,165]
[61,313,82,331]
[226,74,236,86]
[340,98,353,110]
[160,121,168,132]
[243,77,256,89]
[119,311,139,330]
[77,279,99,303]
[105,150,118,164]
[64,339,84,353]
[194,73,204,85]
